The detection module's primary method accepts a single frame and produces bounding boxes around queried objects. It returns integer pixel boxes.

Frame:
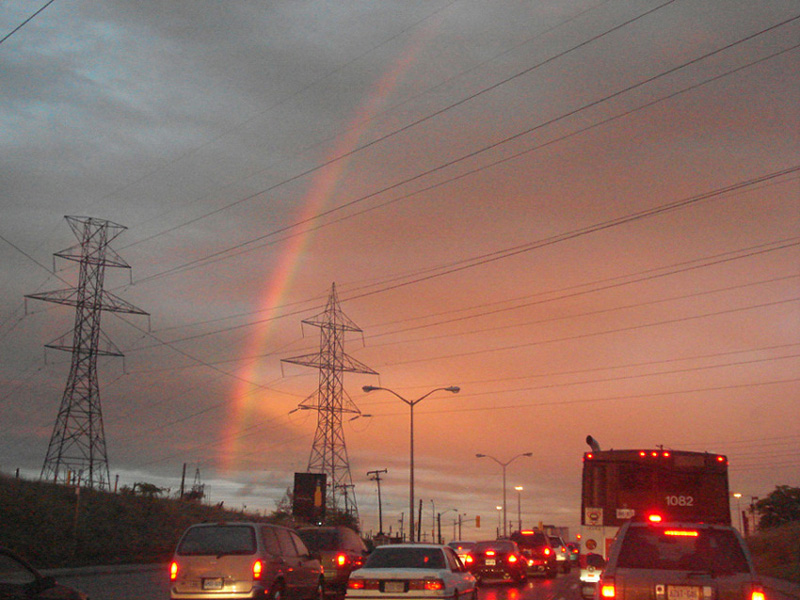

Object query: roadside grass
[0,474,271,568]
[748,521,800,585]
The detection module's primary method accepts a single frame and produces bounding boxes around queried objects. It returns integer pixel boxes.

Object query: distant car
[509,530,557,578]
[466,539,527,585]
[566,542,580,566]
[345,544,476,600]
[0,546,88,599]
[597,521,764,600]
[446,541,476,566]
[170,521,323,600]
[548,535,571,573]
[298,526,369,599]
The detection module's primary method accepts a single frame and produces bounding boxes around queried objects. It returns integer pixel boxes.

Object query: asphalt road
[54,567,582,600]
[52,568,800,600]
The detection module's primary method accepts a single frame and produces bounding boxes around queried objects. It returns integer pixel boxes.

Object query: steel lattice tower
[26,216,148,489]
[282,283,377,520]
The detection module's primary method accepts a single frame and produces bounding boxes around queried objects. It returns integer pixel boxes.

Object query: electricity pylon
[26,216,148,489]
[282,283,377,520]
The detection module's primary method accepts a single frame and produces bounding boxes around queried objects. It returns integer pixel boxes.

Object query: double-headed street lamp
[363,384,460,542]
[476,452,532,537]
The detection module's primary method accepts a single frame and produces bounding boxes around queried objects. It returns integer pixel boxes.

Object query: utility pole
[368,469,388,535]
[282,284,377,522]
[26,216,148,489]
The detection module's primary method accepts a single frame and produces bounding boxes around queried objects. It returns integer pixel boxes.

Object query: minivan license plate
[203,578,224,590]
[668,586,700,600]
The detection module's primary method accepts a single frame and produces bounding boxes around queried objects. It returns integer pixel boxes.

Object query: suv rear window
[511,531,548,548]
[178,525,257,556]
[617,526,749,573]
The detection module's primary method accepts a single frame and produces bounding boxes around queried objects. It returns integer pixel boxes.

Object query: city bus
[578,436,730,597]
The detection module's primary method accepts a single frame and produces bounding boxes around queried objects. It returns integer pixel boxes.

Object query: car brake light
[170,561,179,581]
[544,548,551,555]
[664,530,699,537]
[253,560,263,580]
[508,554,518,563]
[600,580,616,598]
[464,555,474,565]
[648,514,663,523]
[409,579,444,591]
[486,550,496,556]
[751,585,765,600]
[336,553,349,567]
[348,579,365,590]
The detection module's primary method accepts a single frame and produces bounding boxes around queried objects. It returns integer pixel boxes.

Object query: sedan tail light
[751,584,765,600]
[409,579,445,591]
[169,561,179,581]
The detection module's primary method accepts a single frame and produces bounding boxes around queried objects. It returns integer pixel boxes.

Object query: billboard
[293,472,326,523]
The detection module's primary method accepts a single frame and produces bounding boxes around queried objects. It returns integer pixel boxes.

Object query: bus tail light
[648,514,663,523]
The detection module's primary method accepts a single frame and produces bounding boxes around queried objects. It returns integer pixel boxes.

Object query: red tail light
[170,561,179,581]
[600,579,616,598]
[336,553,350,567]
[253,560,264,580]
[486,550,496,556]
[508,554,518,563]
[464,554,474,565]
[348,579,365,590]
[544,548,552,556]
[409,579,444,591]
[750,585,765,600]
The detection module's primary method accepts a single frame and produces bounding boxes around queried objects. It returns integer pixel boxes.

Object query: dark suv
[510,530,558,578]
[297,526,368,599]
[598,521,764,600]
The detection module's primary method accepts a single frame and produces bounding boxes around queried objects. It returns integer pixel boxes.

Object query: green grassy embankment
[748,521,800,585]
[0,474,272,568]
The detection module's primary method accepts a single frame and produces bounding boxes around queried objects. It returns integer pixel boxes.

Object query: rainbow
[217,20,440,473]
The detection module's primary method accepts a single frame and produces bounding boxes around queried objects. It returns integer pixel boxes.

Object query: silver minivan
[597,521,764,600]
[170,522,323,600]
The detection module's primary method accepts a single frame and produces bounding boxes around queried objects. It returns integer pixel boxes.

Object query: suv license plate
[202,578,224,590]
[485,559,496,566]
[668,586,700,600]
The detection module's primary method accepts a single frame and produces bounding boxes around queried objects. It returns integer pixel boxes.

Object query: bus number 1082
[665,495,695,507]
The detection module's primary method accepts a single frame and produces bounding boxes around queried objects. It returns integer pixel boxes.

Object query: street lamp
[515,486,523,531]
[476,452,532,537]
[732,492,743,533]
[363,384,460,542]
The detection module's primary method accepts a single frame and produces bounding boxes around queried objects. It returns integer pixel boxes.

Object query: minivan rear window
[617,526,749,573]
[178,525,257,556]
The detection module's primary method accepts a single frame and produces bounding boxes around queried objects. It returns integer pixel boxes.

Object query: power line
[0,0,56,46]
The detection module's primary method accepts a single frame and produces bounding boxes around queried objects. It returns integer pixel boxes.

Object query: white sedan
[346,544,477,600]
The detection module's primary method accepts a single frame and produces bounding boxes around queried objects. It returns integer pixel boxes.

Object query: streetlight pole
[363,385,460,542]
[515,486,523,531]
[476,452,532,538]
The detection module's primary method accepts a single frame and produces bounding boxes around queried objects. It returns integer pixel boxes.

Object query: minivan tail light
[600,578,616,599]
[253,560,264,580]
[170,561,179,581]
[336,553,349,567]
[751,585,765,600]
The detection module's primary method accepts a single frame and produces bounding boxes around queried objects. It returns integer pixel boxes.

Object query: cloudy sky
[1,0,798,539]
